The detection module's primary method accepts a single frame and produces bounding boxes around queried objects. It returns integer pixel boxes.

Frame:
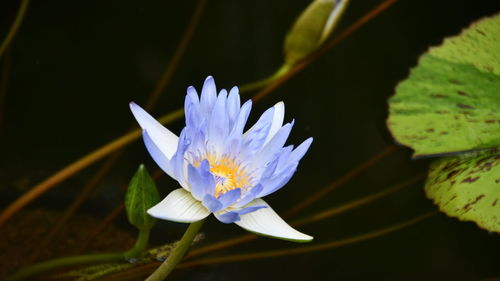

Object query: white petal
[235,198,313,242]
[263,102,285,146]
[147,188,210,223]
[130,102,179,159]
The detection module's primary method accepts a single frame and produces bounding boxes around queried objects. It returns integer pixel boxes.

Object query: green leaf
[125,165,160,231]
[425,148,500,233]
[387,14,500,157]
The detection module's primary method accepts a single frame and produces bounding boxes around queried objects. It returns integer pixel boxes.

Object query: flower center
[206,155,251,197]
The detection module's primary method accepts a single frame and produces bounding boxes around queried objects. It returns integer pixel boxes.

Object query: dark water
[1,0,499,280]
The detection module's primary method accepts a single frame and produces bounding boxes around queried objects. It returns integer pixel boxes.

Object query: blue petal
[187,160,215,201]
[170,128,190,188]
[227,86,241,129]
[286,137,313,167]
[202,194,223,212]
[215,211,240,223]
[226,100,252,155]
[276,145,294,172]
[257,163,298,197]
[199,160,215,194]
[242,106,275,154]
[188,129,208,159]
[228,100,252,139]
[236,205,267,215]
[234,184,263,208]
[217,188,241,208]
[185,86,201,128]
[258,156,279,183]
[215,204,267,224]
[250,121,294,175]
[208,89,229,154]
[200,76,217,116]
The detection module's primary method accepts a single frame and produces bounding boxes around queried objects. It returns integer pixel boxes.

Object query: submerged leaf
[387,14,500,157]
[425,148,500,233]
[125,165,160,231]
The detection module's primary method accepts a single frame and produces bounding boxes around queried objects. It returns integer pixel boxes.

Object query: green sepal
[125,164,161,231]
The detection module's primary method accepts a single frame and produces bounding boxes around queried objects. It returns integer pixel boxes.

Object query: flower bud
[284,0,349,66]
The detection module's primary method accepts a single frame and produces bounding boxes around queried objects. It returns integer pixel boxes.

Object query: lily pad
[387,14,500,158]
[425,148,500,233]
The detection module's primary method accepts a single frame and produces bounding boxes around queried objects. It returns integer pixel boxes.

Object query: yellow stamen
[195,153,251,197]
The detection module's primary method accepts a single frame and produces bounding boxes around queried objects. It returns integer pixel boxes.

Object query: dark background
[0,0,499,280]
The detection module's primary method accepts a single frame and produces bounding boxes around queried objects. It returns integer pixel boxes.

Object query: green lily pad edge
[387,13,500,158]
[386,14,500,233]
[425,149,500,233]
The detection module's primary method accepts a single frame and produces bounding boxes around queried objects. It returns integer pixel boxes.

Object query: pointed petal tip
[235,199,313,242]
[298,137,313,150]
[229,85,239,93]
[204,75,214,83]
[129,101,141,113]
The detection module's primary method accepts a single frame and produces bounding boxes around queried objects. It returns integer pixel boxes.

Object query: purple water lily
[130,76,312,241]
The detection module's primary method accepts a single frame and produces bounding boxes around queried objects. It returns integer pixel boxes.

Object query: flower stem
[124,228,150,260]
[145,220,204,281]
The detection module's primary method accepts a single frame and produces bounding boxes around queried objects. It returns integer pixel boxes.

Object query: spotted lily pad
[425,149,500,233]
[387,14,500,158]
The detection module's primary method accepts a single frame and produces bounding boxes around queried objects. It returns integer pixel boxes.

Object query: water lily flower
[130,76,313,241]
